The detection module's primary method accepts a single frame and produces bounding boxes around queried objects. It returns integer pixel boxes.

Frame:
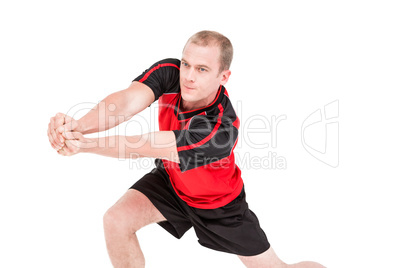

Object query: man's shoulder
[155,58,181,68]
[133,58,181,100]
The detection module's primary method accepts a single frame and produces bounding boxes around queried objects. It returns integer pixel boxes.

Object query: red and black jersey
[133,58,243,209]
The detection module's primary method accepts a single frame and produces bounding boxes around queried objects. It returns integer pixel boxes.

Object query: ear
[219,70,231,85]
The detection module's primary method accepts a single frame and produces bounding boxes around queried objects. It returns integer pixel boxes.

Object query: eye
[182,62,189,67]
[199,67,206,72]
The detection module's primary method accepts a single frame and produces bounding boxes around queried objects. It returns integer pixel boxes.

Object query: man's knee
[238,248,287,268]
[103,190,164,234]
[103,203,141,234]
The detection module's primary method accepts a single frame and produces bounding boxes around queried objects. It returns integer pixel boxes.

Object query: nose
[185,67,195,83]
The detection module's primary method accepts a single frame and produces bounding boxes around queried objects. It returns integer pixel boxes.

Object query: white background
[1,1,401,267]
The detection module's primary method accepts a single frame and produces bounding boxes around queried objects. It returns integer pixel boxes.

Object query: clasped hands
[47,113,94,156]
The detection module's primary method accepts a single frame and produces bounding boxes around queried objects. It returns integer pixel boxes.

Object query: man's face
[180,42,230,110]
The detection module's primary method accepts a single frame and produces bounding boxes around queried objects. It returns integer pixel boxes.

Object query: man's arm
[48,81,155,150]
[76,81,155,134]
[58,130,180,163]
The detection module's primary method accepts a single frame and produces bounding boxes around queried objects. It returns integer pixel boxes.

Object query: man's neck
[180,91,219,112]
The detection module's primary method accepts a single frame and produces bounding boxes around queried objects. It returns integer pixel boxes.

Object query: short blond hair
[185,30,233,73]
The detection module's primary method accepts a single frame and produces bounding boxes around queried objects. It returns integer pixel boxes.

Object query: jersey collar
[176,85,225,120]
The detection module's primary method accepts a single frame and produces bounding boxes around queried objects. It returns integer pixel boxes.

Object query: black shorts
[130,166,270,256]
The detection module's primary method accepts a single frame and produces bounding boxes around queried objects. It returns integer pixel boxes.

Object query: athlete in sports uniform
[48,31,325,268]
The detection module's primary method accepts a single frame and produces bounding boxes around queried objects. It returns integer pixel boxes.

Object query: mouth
[183,85,196,91]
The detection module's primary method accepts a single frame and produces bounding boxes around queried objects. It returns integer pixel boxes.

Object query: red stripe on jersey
[224,88,229,98]
[177,104,224,152]
[232,116,240,129]
[139,63,180,83]
[230,136,238,154]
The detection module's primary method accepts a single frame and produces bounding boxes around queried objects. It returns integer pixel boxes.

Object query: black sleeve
[133,58,180,101]
[172,115,238,172]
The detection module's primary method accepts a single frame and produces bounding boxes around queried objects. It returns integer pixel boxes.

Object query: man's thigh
[105,189,167,232]
[130,167,193,239]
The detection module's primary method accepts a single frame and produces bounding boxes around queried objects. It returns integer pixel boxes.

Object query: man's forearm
[83,135,144,159]
[75,82,155,135]
[82,132,180,163]
[77,92,130,135]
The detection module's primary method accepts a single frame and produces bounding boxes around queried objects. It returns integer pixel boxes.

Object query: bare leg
[288,262,326,268]
[238,247,325,268]
[103,189,166,268]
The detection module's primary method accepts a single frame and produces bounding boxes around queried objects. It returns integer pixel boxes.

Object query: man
[48,31,325,268]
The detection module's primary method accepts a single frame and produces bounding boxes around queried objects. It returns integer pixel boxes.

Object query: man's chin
[180,92,196,102]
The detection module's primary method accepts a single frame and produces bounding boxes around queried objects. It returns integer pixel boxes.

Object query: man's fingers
[65,139,79,148]
[54,113,65,143]
[62,115,78,130]
[57,140,76,155]
[48,117,64,149]
[63,139,82,155]
[61,131,83,141]
[57,121,77,135]
[48,128,59,150]
[48,113,69,149]
[55,113,65,126]
[62,131,96,151]
[62,131,73,140]
[57,146,69,156]
[64,114,74,123]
